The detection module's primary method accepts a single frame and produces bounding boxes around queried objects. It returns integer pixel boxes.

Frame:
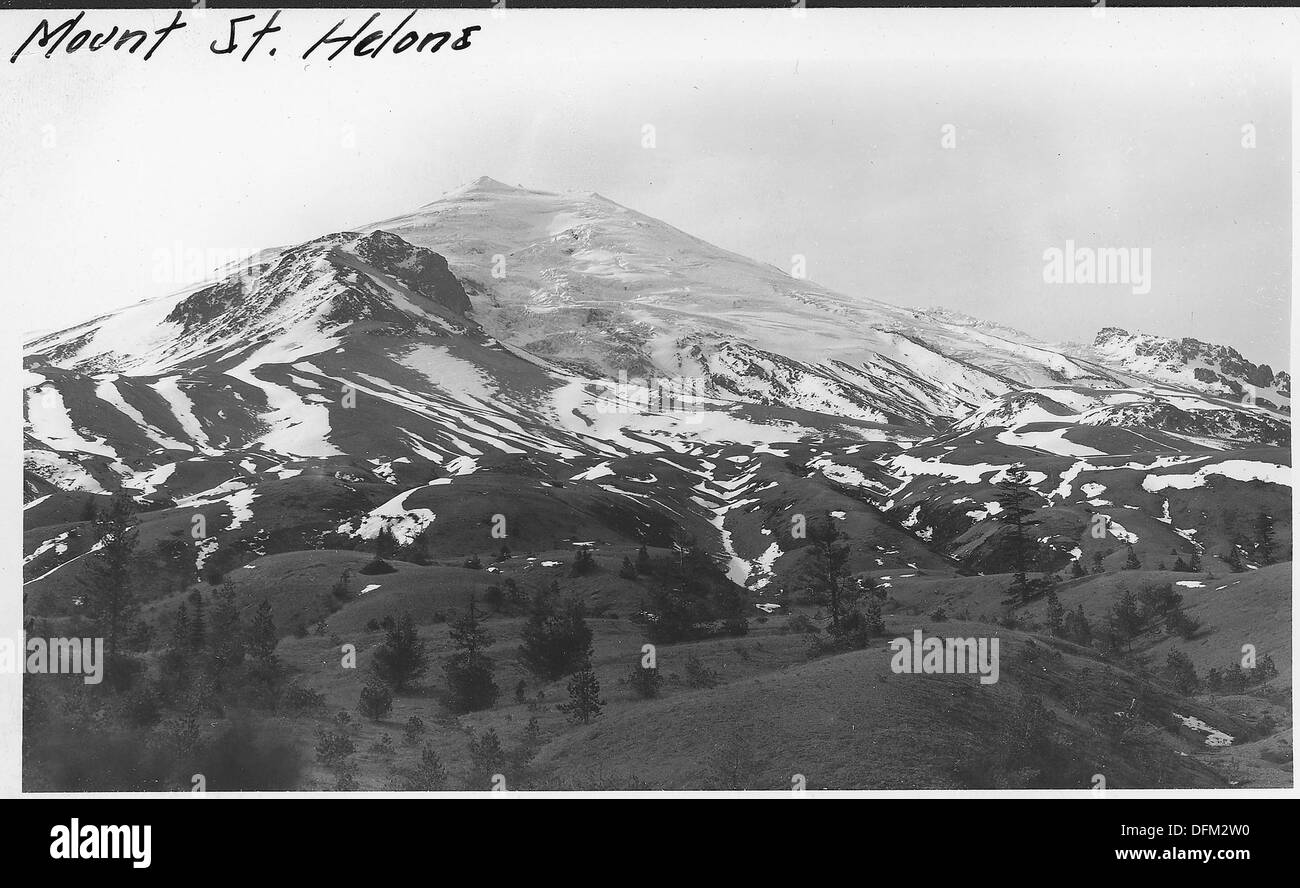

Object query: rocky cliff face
[1093,326,1289,413]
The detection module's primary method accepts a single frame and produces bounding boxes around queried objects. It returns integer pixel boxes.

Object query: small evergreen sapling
[559,662,605,724]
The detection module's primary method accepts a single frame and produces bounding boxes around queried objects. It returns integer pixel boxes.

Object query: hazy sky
[2,8,1291,366]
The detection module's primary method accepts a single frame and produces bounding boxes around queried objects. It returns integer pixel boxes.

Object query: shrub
[722,616,749,637]
[330,568,353,601]
[359,558,397,576]
[408,745,448,791]
[511,717,544,771]
[1164,648,1200,696]
[358,682,393,721]
[569,547,596,577]
[402,715,425,746]
[281,683,326,713]
[785,613,818,635]
[1164,607,1201,639]
[467,729,507,789]
[627,662,663,699]
[1255,652,1279,682]
[684,653,719,689]
[314,730,355,768]
[1137,582,1181,619]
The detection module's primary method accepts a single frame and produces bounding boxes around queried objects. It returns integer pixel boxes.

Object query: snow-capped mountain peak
[1089,326,1289,414]
[24,230,473,379]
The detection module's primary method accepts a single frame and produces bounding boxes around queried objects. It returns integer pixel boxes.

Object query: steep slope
[368,177,1131,428]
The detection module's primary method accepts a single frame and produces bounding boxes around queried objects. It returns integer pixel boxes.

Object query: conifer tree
[559,661,604,725]
[78,495,140,687]
[800,518,851,627]
[467,728,507,788]
[443,599,499,712]
[208,581,245,682]
[375,526,397,561]
[1254,511,1276,565]
[1063,604,1093,645]
[863,594,885,635]
[518,595,593,681]
[371,612,429,693]
[187,589,207,651]
[627,657,663,699]
[995,465,1041,599]
[247,599,279,668]
[330,568,352,601]
[169,603,191,655]
[1045,590,1064,637]
[569,546,596,577]
[408,746,448,791]
[1109,589,1144,649]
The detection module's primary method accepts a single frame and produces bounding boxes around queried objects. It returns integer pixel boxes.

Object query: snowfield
[1141,459,1291,491]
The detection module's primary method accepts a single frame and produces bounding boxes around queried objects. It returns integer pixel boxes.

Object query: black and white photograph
[2,2,1294,822]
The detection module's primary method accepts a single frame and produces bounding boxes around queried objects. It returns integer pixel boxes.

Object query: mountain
[22,175,1290,590]
[1087,326,1290,414]
[369,177,1144,425]
[21,177,1291,791]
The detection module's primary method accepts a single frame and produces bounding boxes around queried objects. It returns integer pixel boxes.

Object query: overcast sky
[2,8,1291,366]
